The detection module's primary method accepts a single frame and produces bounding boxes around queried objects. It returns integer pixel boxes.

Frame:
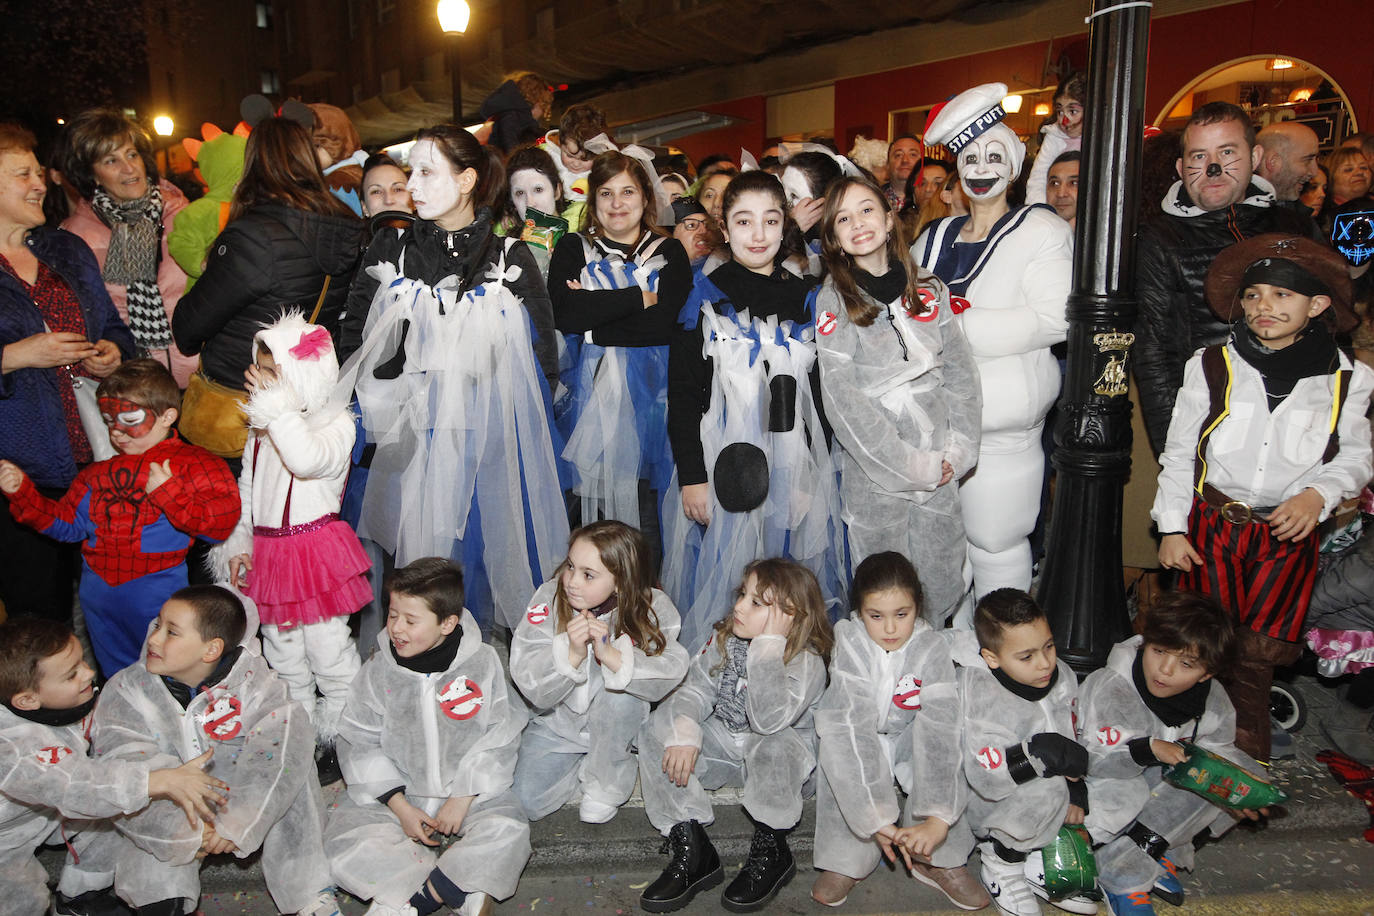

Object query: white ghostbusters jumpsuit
[509,580,689,819]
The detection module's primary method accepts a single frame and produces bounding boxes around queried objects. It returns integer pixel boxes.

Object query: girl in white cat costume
[221,313,367,762]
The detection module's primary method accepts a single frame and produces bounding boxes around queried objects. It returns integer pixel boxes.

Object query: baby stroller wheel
[1270,680,1307,733]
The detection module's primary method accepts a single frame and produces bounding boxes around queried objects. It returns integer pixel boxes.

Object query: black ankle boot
[721,821,796,912]
[640,820,724,913]
[315,742,342,786]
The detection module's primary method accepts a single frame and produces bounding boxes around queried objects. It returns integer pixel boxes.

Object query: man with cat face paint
[1132,102,1311,455]
[914,83,1073,605]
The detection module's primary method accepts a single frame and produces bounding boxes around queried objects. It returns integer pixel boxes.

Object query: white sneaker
[1024,856,1100,914]
[363,902,418,916]
[299,890,342,916]
[981,847,1043,916]
[458,891,492,916]
[578,795,619,824]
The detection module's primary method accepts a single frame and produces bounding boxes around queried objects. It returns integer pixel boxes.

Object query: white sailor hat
[924,82,1010,154]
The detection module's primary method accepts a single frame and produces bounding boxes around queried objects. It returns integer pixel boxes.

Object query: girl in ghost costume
[339,124,566,634]
[324,562,531,916]
[1024,75,1085,207]
[662,171,845,653]
[913,83,1072,604]
[547,150,691,540]
[636,558,832,914]
[508,521,689,824]
[216,313,368,779]
[815,175,982,625]
[62,587,336,916]
[811,553,986,911]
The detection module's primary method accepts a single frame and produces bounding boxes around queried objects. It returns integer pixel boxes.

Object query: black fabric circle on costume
[714,442,769,512]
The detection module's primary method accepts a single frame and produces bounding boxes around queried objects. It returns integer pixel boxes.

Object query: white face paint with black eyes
[957,133,1015,202]
[510,168,558,221]
[780,166,813,209]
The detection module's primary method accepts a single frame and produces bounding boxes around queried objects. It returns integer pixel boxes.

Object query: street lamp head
[437,0,470,34]
[153,116,174,137]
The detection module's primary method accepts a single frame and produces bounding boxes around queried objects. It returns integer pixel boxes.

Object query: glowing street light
[153,116,175,136]
[437,0,471,123]
[1002,94,1023,113]
[437,0,470,33]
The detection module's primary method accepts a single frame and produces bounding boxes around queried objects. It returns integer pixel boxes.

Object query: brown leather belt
[1199,483,1276,525]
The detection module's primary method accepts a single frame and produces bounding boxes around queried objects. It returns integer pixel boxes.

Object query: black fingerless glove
[1028,732,1089,779]
[1128,736,1165,767]
[1067,778,1090,814]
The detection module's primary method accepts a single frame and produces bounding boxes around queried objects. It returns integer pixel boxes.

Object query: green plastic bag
[1035,825,1100,901]
[1163,741,1290,810]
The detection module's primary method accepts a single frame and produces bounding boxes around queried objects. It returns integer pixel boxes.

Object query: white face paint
[957,133,1015,202]
[406,139,470,229]
[780,166,813,209]
[510,168,558,221]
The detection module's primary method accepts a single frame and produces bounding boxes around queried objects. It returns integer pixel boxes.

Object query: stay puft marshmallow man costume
[324,614,531,908]
[508,578,689,819]
[0,698,158,915]
[914,83,1073,602]
[814,268,982,624]
[637,629,827,836]
[61,639,333,913]
[214,313,367,742]
[1077,636,1255,895]
[813,616,968,879]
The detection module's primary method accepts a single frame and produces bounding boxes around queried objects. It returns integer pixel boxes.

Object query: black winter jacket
[339,217,557,386]
[172,204,363,389]
[1131,179,1308,453]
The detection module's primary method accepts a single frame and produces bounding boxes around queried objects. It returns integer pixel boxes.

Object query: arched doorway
[1154,56,1357,150]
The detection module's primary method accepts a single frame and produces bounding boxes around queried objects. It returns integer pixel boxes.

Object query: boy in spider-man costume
[0,359,240,676]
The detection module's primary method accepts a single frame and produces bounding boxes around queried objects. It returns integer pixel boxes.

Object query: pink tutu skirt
[247,515,372,628]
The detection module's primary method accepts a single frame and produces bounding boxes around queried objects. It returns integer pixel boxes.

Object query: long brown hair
[819,175,938,326]
[415,123,506,215]
[229,117,355,222]
[712,557,833,669]
[584,151,664,244]
[554,521,667,657]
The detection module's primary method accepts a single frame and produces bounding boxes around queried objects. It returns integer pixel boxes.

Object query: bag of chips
[1163,741,1290,810]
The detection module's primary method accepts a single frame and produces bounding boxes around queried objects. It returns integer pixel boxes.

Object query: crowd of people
[1,68,1374,916]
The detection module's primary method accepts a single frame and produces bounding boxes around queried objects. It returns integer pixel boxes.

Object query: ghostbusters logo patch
[950,296,973,315]
[816,311,838,336]
[36,745,74,765]
[892,674,923,710]
[1097,726,1122,747]
[908,289,939,322]
[976,746,1004,771]
[438,676,484,721]
[201,694,243,741]
[527,604,550,626]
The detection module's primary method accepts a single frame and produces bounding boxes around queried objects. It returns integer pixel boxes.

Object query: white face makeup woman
[722,189,785,275]
[958,133,1016,203]
[406,139,478,231]
[510,167,559,221]
[361,163,412,217]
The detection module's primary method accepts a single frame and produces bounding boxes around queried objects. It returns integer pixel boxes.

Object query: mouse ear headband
[583,133,674,226]
[240,94,315,130]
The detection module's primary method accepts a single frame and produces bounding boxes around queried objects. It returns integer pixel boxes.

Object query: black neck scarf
[854,262,907,304]
[1233,320,1339,410]
[991,663,1059,703]
[4,694,97,726]
[1131,650,1211,727]
[162,646,244,709]
[392,627,463,674]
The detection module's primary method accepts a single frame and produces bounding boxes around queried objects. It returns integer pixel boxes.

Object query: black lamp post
[437,0,470,123]
[1035,0,1152,673]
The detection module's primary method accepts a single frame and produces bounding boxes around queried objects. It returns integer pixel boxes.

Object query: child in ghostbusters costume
[914,83,1072,606]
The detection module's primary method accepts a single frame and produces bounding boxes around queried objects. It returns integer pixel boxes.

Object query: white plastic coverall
[60,647,331,913]
[509,579,689,819]
[813,618,970,878]
[637,632,826,836]
[325,614,531,907]
[1079,636,1255,894]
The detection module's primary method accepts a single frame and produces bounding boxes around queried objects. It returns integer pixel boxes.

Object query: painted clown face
[957,131,1017,202]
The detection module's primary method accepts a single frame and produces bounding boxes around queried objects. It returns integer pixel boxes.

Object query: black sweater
[339,217,558,385]
[547,232,691,347]
[667,260,821,486]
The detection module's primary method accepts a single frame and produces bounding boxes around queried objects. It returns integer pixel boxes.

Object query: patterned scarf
[91,185,172,350]
[714,636,752,732]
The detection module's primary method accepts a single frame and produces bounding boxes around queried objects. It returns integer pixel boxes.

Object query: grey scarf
[714,636,751,732]
[91,185,172,350]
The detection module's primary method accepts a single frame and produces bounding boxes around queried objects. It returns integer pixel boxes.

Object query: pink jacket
[61,179,197,387]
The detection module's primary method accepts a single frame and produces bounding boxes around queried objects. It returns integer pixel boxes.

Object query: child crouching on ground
[1080,591,1262,916]
[0,619,226,915]
[1154,234,1373,762]
[811,552,987,909]
[0,360,240,676]
[636,557,833,914]
[325,558,530,916]
[955,588,1085,916]
[60,586,339,916]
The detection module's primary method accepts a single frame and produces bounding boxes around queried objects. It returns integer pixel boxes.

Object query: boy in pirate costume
[1153,234,1373,762]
